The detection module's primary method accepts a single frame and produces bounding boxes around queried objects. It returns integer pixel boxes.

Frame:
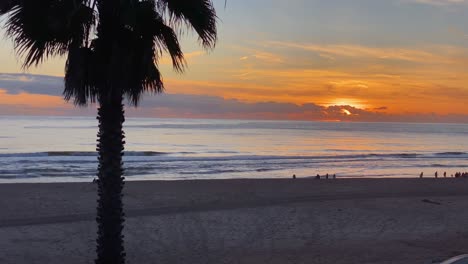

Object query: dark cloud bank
[1,73,467,123]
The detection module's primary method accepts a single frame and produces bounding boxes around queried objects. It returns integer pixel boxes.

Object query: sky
[0,0,468,122]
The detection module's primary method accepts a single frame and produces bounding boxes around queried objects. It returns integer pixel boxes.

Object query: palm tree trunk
[95,91,126,264]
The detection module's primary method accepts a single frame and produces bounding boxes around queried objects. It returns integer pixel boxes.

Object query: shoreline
[0,174,465,184]
[1,176,467,184]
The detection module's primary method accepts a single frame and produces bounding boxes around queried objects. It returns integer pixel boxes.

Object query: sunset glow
[1,0,468,122]
[0,89,66,108]
[3,3,468,263]
[324,99,368,109]
[341,109,352,116]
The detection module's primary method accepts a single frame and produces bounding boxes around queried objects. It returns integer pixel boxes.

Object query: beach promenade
[1,178,468,264]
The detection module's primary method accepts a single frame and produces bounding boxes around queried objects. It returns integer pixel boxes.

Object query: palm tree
[0,1,218,263]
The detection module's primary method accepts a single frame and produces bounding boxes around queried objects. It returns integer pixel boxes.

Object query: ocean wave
[0,174,41,179]
[0,151,168,157]
[435,152,467,156]
[1,151,467,161]
[429,164,468,168]
[256,168,279,172]
[204,150,240,154]
[24,126,95,129]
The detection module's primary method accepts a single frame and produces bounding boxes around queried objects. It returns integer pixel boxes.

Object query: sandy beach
[1,178,468,264]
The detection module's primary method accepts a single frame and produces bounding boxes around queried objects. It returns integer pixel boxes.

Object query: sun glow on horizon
[322,98,368,110]
[1,1,468,121]
[341,109,352,116]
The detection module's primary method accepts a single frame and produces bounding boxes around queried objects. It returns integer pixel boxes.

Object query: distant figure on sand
[326,173,329,179]
[444,172,447,178]
[333,174,336,179]
[316,174,320,179]
[420,172,423,178]
[292,174,296,179]
[435,171,438,178]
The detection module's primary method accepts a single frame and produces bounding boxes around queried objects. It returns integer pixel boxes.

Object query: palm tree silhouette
[0,1,218,263]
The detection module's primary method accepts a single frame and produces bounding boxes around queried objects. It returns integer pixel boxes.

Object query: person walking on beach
[420,172,423,178]
[326,173,329,179]
[444,172,447,178]
[292,174,296,179]
[435,171,438,178]
[316,174,320,179]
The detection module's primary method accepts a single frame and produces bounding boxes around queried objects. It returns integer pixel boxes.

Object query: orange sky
[0,0,468,121]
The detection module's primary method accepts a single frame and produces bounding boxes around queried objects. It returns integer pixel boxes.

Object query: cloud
[218,41,468,116]
[235,47,284,64]
[0,73,64,96]
[409,0,468,5]
[267,41,457,64]
[1,73,468,123]
[159,50,206,66]
[0,89,67,108]
[250,51,284,64]
[373,107,389,111]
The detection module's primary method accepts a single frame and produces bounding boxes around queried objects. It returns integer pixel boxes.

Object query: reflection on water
[1,116,468,182]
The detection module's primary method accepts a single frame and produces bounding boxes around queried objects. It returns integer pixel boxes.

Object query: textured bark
[95,93,126,264]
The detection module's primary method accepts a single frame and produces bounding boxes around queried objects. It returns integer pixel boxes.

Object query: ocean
[1,116,468,182]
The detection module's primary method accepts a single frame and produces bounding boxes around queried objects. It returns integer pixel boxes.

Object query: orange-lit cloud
[238,50,284,64]
[1,39,468,120]
[266,42,459,64]
[0,89,68,108]
[2,77,468,123]
[159,50,207,66]
[410,0,468,6]
[1,0,468,123]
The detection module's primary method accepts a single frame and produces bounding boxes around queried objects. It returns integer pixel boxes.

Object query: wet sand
[1,178,468,264]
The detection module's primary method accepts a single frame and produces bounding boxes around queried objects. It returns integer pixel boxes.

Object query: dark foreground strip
[1,192,467,228]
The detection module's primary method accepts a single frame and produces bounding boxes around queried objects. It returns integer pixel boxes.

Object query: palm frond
[153,15,186,72]
[117,23,165,106]
[64,46,99,106]
[133,0,185,72]
[156,0,217,49]
[0,0,17,15]
[4,0,95,68]
[2,0,218,106]
[124,59,164,106]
